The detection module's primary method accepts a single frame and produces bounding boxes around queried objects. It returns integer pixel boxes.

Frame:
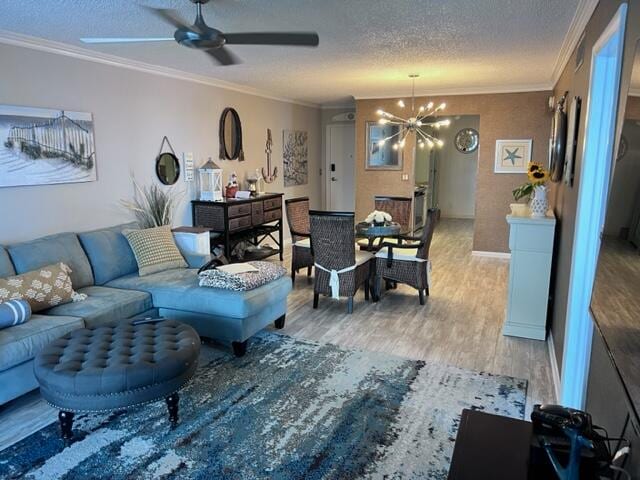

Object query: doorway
[560,4,627,409]
[325,124,355,211]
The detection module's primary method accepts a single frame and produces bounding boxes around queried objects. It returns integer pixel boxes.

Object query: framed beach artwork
[365,121,402,170]
[494,139,532,173]
[0,105,97,188]
[283,129,308,186]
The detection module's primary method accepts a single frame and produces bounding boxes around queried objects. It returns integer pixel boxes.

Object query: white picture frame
[494,139,532,173]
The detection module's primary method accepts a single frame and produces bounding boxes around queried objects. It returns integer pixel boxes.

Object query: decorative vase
[529,185,549,218]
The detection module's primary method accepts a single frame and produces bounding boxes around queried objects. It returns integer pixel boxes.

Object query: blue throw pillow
[0,300,32,329]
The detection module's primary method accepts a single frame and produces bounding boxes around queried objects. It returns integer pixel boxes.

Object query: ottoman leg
[59,411,74,443]
[166,393,179,428]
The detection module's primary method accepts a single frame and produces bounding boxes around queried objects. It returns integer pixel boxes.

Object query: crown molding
[0,30,319,109]
[550,0,599,86]
[353,83,552,101]
[319,104,355,110]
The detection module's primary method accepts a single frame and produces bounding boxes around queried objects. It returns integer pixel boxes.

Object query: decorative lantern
[198,158,223,201]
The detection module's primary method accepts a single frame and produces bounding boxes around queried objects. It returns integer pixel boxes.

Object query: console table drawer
[228,203,253,219]
[263,197,282,211]
[264,208,282,223]
[229,215,252,232]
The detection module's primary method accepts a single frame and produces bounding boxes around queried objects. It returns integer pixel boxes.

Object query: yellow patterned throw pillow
[124,225,188,276]
[0,262,86,312]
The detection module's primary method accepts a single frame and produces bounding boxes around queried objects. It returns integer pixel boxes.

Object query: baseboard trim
[471,250,511,259]
[441,214,475,220]
[547,331,561,402]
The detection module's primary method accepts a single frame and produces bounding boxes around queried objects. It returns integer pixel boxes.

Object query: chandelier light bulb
[426,139,434,148]
[397,100,405,108]
[376,109,384,116]
[416,120,423,127]
[392,143,399,151]
[419,106,425,112]
[378,139,386,146]
[427,102,434,109]
[418,142,425,149]
[440,119,451,126]
[378,118,389,125]
[399,139,406,148]
[438,102,446,110]
[437,139,444,147]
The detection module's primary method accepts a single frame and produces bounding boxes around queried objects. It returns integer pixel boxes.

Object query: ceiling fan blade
[80,37,175,44]
[205,47,241,66]
[141,6,191,31]
[224,32,319,47]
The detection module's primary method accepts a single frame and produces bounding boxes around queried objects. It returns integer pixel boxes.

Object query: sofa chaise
[0,222,292,406]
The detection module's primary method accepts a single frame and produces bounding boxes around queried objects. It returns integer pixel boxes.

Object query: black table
[448,409,559,480]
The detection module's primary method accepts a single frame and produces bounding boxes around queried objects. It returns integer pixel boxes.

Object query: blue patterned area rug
[0,332,526,479]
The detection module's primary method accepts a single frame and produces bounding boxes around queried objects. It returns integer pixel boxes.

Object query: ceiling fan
[80,0,319,66]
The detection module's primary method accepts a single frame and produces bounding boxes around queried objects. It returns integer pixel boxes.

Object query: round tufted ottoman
[34,319,200,442]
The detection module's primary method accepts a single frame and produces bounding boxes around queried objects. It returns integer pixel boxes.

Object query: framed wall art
[0,105,96,187]
[494,139,532,173]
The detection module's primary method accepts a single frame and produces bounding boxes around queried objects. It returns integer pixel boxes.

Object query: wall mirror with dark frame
[591,40,640,415]
[365,121,402,170]
[219,107,243,160]
[155,152,180,185]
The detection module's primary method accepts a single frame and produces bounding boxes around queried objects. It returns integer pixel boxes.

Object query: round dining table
[355,221,402,250]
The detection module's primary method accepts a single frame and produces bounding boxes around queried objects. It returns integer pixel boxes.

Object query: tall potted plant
[512,162,550,218]
[121,179,182,228]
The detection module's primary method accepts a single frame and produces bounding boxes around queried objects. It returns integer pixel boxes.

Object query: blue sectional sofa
[0,223,292,405]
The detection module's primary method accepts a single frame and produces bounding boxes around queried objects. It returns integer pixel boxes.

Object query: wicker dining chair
[285,197,314,282]
[309,211,375,313]
[357,196,414,250]
[374,208,438,305]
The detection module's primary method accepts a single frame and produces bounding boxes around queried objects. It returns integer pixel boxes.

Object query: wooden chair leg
[347,296,354,314]
[313,292,319,309]
[364,279,370,301]
[419,289,425,305]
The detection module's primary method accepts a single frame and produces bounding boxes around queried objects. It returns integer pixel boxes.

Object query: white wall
[433,115,479,218]
[0,43,321,244]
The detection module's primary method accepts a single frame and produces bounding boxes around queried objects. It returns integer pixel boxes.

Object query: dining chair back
[374,196,413,234]
[285,197,313,282]
[309,210,374,313]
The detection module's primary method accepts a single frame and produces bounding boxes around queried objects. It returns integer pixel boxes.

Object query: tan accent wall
[356,91,552,252]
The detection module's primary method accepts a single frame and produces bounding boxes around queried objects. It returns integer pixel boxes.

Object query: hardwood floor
[0,218,554,451]
[277,218,554,417]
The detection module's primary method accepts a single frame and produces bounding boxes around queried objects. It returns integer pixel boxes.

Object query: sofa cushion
[0,314,83,372]
[124,226,187,276]
[78,223,139,285]
[0,247,15,278]
[0,262,82,313]
[8,232,94,289]
[44,286,152,328]
[106,268,292,319]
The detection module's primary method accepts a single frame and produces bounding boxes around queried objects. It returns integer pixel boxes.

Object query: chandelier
[376,74,450,150]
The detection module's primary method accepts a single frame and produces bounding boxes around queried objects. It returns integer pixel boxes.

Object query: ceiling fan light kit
[80,0,319,66]
[376,74,449,151]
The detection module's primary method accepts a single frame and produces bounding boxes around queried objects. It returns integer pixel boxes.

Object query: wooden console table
[191,193,284,262]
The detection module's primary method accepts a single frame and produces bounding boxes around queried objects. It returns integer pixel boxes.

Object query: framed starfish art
[494,139,532,173]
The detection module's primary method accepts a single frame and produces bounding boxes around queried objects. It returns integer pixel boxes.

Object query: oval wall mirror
[549,94,568,182]
[219,108,242,160]
[156,152,180,185]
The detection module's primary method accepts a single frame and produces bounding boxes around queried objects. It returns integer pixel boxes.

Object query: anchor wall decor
[261,128,278,183]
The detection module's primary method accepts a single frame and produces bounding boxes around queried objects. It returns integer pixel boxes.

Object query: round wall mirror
[156,152,180,185]
[219,108,242,160]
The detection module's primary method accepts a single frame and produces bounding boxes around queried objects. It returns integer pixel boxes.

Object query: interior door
[326,124,355,211]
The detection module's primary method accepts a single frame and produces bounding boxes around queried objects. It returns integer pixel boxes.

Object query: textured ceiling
[0,0,580,105]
